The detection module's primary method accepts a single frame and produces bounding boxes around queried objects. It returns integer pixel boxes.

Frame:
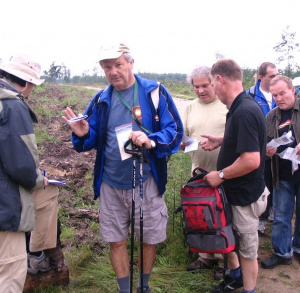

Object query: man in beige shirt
[181,66,228,278]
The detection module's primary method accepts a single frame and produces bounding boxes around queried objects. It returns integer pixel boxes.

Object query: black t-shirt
[277,109,300,182]
[217,92,267,206]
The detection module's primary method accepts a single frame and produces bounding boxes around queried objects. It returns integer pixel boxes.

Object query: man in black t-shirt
[261,75,300,270]
[201,59,267,293]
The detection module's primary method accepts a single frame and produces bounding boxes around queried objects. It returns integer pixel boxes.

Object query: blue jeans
[272,180,300,258]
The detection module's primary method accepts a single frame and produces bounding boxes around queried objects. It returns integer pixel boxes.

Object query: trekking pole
[124,139,143,293]
[137,145,144,291]
[131,157,136,293]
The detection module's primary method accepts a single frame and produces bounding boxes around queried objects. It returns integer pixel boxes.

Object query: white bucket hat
[98,43,130,62]
[0,55,44,85]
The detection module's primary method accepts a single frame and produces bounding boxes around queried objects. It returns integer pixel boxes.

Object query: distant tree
[43,62,70,83]
[242,68,258,90]
[273,26,300,77]
[215,52,225,60]
[63,68,71,83]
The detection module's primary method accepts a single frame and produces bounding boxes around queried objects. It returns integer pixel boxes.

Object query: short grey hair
[187,66,211,86]
[270,75,293,89]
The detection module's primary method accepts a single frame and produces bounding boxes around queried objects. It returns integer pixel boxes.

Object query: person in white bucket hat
[0,55,45,85]
[0,55,48,292]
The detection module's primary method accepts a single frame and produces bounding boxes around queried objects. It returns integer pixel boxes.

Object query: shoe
[212,275,243,292]
[214,267,229,281]
[293,251,300,263]
[28,251,51,275]
[136,286,151,293]
[261,254,292,269]
[187,259,210,271]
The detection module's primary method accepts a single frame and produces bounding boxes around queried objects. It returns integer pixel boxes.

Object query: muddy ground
[30,84,300,292]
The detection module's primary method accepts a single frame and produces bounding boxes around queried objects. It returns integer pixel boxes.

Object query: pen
[43,169,46,189]
[63,115,89,126]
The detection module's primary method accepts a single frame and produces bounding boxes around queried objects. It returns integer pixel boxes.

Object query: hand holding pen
[62,107,89,138]
[43,169,49,188]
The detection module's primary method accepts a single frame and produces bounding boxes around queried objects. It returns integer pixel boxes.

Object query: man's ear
[216,75,223,84]
[129,59,134,69]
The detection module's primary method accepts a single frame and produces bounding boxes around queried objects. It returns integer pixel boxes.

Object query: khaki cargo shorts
[231,187,269,260]
[30,185,59,252]
[99,176,168,244]
[0,231,27,292]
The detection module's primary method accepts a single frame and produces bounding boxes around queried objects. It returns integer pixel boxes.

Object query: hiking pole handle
[124,139,143,158]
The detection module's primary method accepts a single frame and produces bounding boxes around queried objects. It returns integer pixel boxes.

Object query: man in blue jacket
[246,62,278,116]
[246,62,278,236]
[63,43,183,293]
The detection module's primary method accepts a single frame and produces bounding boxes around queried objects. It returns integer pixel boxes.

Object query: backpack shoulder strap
[150,82,161,110]
[85,87,107,118]
[249,85,255,98]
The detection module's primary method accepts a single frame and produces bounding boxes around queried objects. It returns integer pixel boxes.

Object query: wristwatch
[219,170,227,180]
[150,140,156,148]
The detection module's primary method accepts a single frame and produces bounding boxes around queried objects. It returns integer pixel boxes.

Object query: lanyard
[114,80,139,111]
[114,80,152,134]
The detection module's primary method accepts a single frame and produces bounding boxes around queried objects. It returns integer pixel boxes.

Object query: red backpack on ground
[177,167,236,254]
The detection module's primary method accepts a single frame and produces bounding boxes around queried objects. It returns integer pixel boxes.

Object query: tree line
[40,26,300,90]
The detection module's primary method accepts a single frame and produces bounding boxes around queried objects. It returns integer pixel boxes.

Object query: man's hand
[62,107,89,137]
[296,143,300,155]
[43,177,49,187]
[266,147,277,157]
[180,142,191,150]
[200,134,223,151]
[203,171,223,188]
[129,131,152,149]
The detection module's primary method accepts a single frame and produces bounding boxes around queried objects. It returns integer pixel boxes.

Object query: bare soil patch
[256,222,300,293]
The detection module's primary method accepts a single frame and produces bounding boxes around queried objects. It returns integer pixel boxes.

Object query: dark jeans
[260,159,272,220]
[272,180,300,258]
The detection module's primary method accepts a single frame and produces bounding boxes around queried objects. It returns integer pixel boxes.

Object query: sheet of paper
[277,147,300,173]
[182,134,197,143]
[277,147,300,163]
[267,130,294,148]
[48,179,67,186]
[184,141,199,153]
[115,123,132,161]
[182,135,201,153]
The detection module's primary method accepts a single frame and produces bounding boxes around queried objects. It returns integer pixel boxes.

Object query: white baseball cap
[98,43,130,62]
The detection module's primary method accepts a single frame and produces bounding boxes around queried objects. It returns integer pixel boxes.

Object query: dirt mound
[30,84,99,249]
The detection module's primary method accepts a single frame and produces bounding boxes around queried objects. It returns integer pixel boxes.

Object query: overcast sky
[2,0,300,76]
